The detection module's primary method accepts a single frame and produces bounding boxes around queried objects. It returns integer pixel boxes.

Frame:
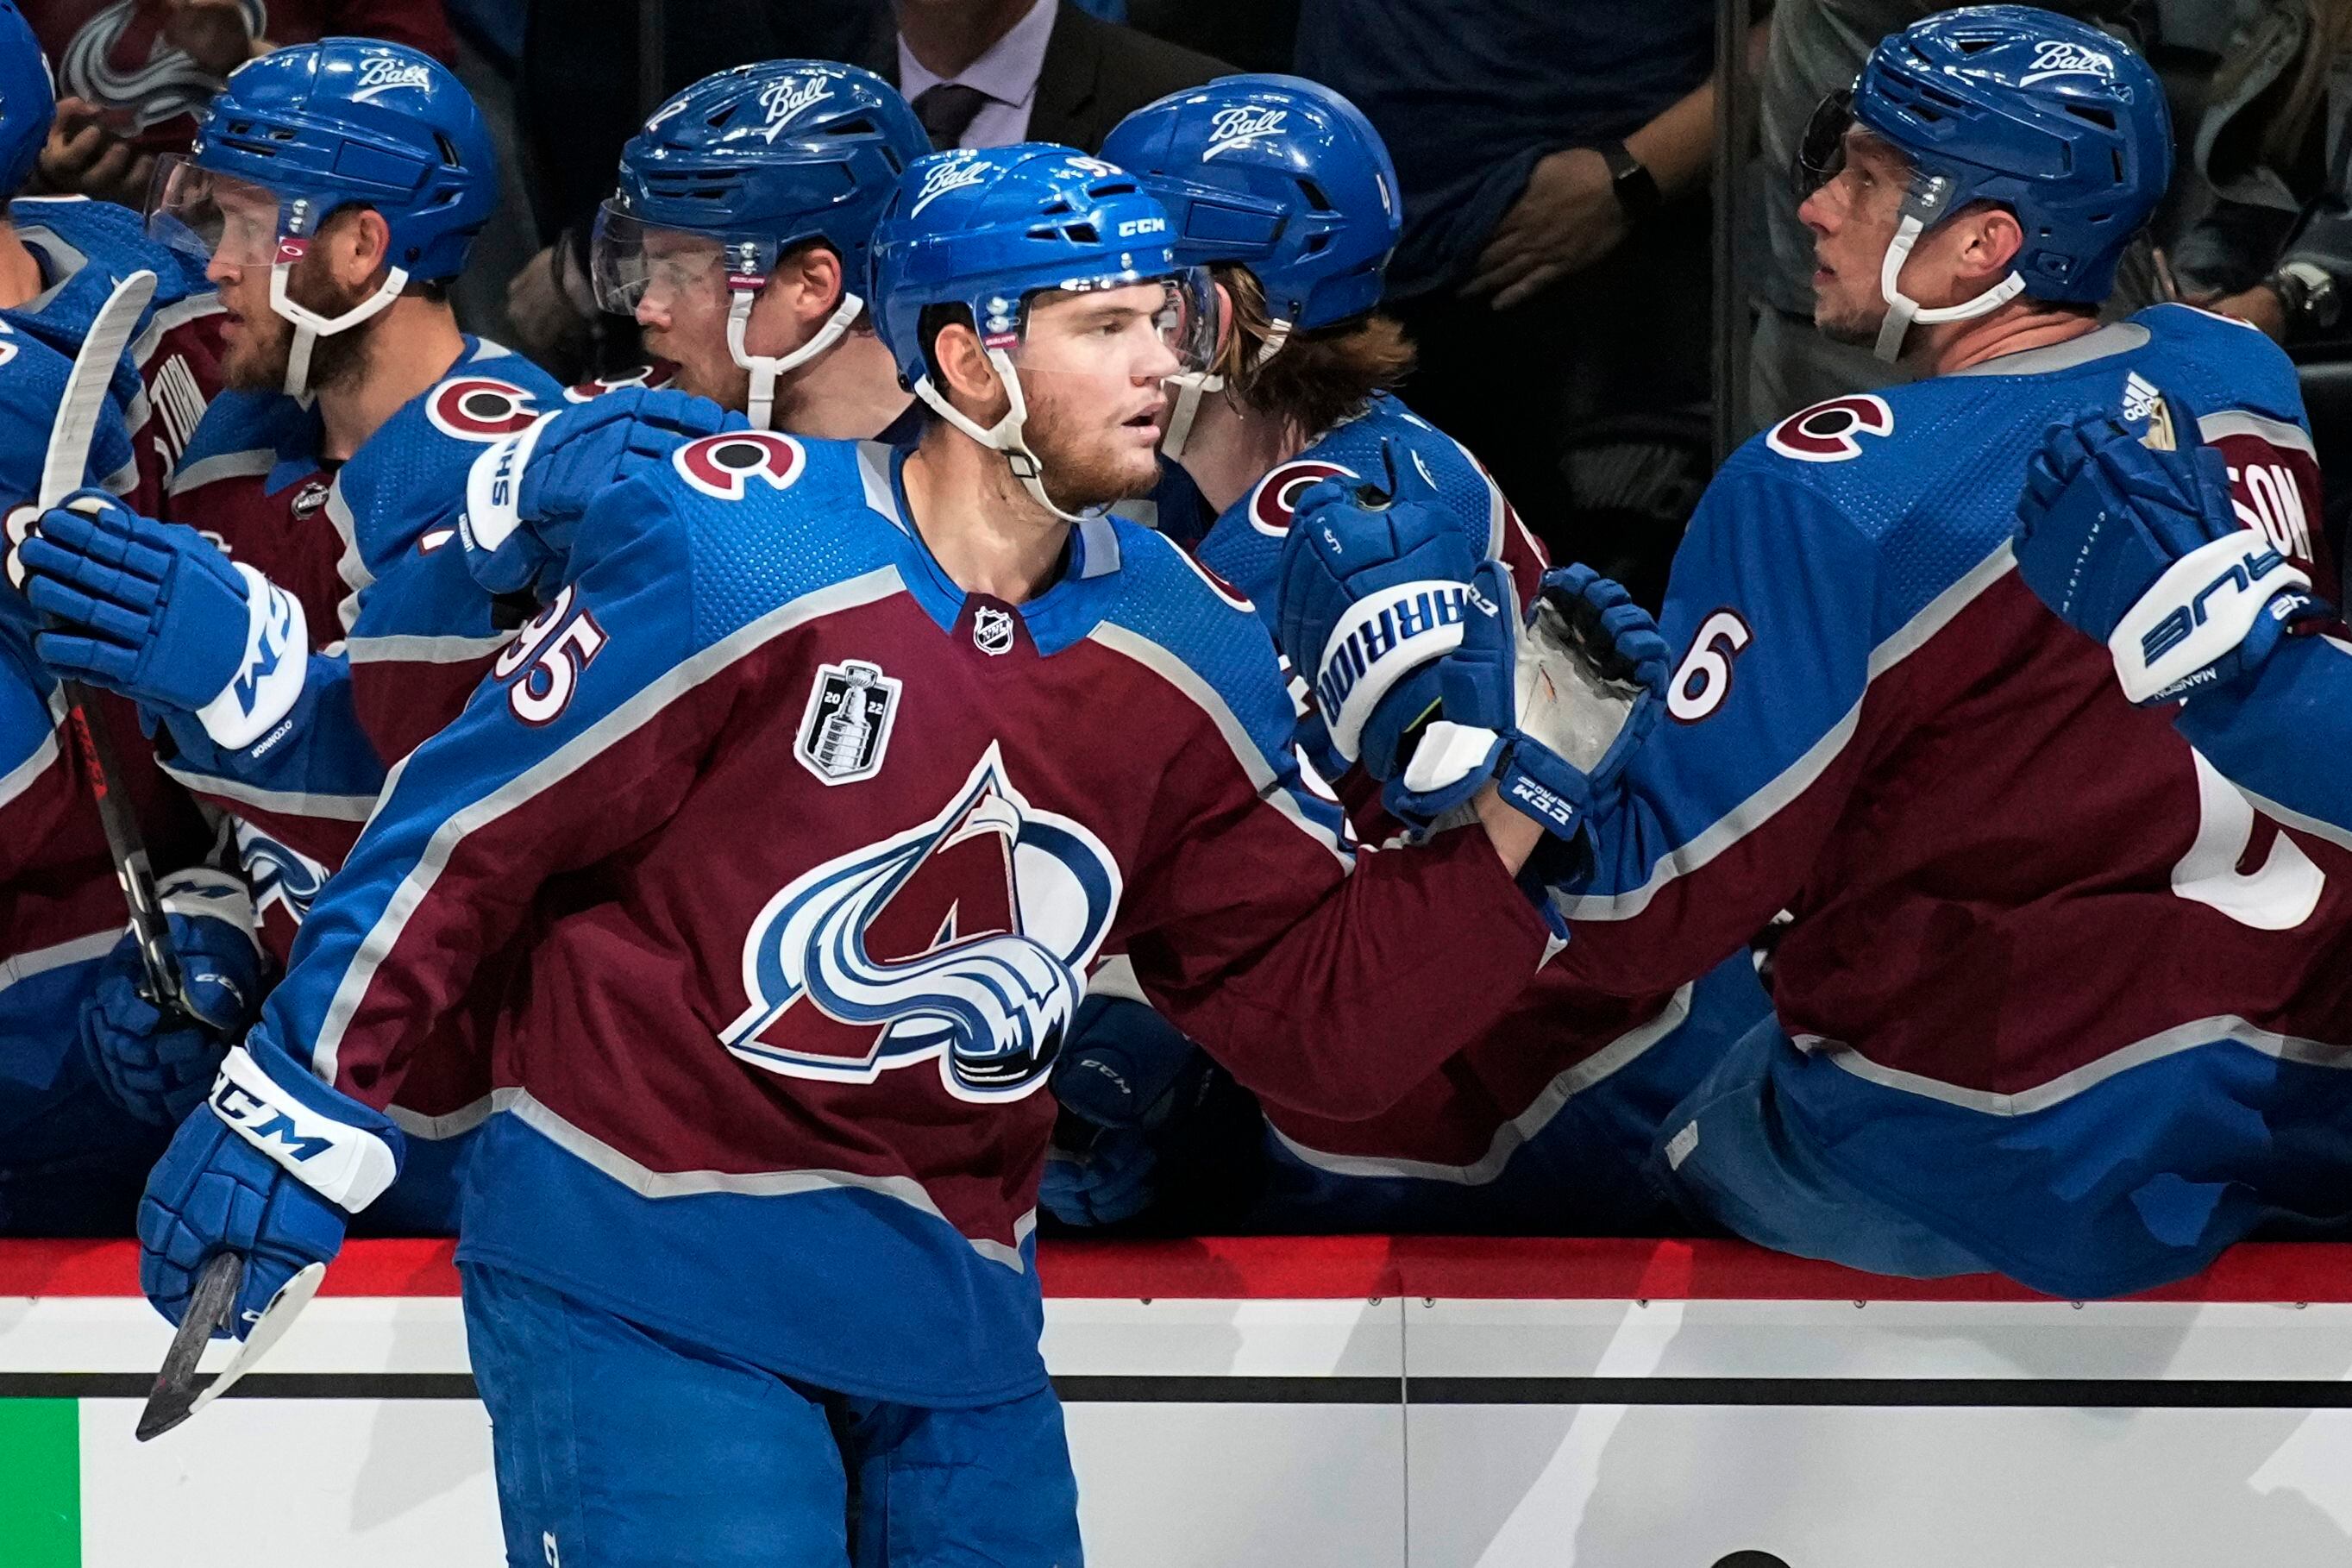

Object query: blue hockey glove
[462,388,745,599]
[16,489,306,748]
[1383,560,1670,838]
[1040,995,1211,1229]
[1276,452,1482,781]
[138,1032,404,1336]
[2014,397,2326,705]
[80,870,267,1127]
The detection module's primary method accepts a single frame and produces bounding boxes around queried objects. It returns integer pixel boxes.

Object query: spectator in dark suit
[858,0,1231,153]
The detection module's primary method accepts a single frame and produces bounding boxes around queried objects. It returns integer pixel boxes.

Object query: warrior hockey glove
[1278,463,1482,782]
[1386,561,1670,839]
[139,1030,402,1337]
[80,870,267,1126]
[17,489,306,748]
[463,387,744,599]
[2014,398,2326,705]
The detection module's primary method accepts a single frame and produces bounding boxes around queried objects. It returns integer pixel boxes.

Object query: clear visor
[589,203,780,317]
[1793,88,1855,200]
[147,154,292,269]
[1000,265,1219,386]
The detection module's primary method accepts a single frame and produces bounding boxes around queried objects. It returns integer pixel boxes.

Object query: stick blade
[135,1251,241,1442]
[39,268,157,510]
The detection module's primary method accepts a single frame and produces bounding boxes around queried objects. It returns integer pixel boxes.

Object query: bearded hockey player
[16,39,561,1227]
[2013,399,2352,841]
[0,0,254,1235]
[1273,5,2352,1298]
[121,147,1661,1565]
[1033,74,1768,1235]
[461,60,933,605]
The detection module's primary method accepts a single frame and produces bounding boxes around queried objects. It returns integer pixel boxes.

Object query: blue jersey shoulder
[2129,303,2308,432]
[1195,393,1496,609]
[1095,517,1309,781]
[585,431,910,650]
[336,340,568,575]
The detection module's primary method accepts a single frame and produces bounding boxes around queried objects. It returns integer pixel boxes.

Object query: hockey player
[461,60,932,606]
[1270,7,2352,1297]
[122,147,1657,1565]
[0,0,259,1235]
[1034,75,1769,1236]
[2012,398,2352,837]
[16,39,562,1228]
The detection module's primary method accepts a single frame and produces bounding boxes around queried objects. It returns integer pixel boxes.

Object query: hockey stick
[34,267,186,1013]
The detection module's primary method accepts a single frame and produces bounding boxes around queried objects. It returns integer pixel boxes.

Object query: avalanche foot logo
[720,746,1122,1102]
[236,822,327,926]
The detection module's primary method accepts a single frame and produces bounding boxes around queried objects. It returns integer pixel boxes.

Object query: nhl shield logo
[973,605,1016,656]
[797,659,901,785]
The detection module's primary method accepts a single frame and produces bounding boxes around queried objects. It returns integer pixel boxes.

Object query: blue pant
[1654,1011,2352,1297]
[460,1264,1084,1567]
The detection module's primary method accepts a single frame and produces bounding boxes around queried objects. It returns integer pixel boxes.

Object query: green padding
[0,1399,79,1566]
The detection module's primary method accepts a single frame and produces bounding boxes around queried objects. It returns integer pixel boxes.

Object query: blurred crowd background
[20,0,2352,607]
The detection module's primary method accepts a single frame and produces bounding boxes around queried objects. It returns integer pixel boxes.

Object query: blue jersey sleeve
[254,467,727,1105]
[2174,631,2352,839]
[1552,461,1883,995]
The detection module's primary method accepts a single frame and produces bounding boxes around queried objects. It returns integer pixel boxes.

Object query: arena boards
[6,1237,2352,1565]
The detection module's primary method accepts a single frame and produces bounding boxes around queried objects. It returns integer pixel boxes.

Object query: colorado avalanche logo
[426,378,543,442]
[1766,395,1894,464]
[235,823,327,926]
[674,431,805,500]
[720,746,1122,1103]
[1247,460,1357,538]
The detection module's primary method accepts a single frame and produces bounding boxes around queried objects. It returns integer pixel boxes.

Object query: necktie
[913,83,990,151]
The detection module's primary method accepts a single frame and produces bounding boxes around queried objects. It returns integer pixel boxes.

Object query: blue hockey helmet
[147,39,497,395]
[0,1,55,199]
[869,144,1215,521]
[593,61,930,429]
[1100,74,1399,454]
[1101,75,1399,335]
[1796,5,2171,360]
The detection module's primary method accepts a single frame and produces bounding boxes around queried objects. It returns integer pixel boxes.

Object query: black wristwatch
[2267,259,2343,342]
[1599,141,1662,223]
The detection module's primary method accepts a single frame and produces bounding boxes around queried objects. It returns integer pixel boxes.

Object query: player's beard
[222,260,387,395]
[1019,374,1163,513]
[1815,292,1889,349]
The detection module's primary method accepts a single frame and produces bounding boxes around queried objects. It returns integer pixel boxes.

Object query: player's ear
[342,208,393,286]
[932,317,1008,418]
[1963,205,2025,285]
[1213,279,1234,365]
[792,244,844,328]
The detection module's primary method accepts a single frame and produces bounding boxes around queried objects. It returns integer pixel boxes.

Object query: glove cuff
[462,412,558,564]
[207,1041,402,1212]
[191,564,308,750]
[2109,531,2312,704]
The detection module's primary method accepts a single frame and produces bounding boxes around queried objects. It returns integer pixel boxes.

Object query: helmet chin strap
[914,349,1101,525]
[727,281,863,431]
[1872,210,2028,363]
[270,253,409,399]
[1159,317,1291,461]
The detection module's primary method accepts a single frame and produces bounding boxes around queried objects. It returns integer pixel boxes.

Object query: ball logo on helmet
[1204,106,1288,160]
[912,153,994,219]
[754,76,832,143]
[2019,40,2114,86]
[351,57,435,105]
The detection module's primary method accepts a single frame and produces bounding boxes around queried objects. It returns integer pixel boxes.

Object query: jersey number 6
[1668,610,1753,724]
[494,584,608,726]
